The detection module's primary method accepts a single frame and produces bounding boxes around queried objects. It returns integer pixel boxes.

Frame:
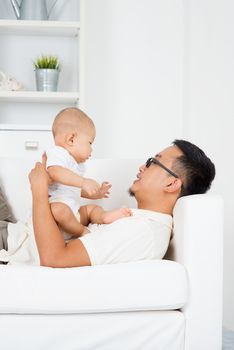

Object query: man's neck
[136,198,175,215]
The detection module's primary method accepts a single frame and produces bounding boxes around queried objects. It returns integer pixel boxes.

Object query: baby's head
[52,107,95,163]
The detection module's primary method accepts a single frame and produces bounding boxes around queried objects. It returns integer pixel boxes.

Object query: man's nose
[139,163,146,172]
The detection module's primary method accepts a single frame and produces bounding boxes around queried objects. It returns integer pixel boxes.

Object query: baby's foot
[102,207,132,224]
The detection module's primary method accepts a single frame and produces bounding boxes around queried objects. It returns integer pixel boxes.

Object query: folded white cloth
[0,219,39,265]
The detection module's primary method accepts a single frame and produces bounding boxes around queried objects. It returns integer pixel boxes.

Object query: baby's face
[71,125,96,163]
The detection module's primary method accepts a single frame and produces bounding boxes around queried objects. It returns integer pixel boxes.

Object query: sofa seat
[0,157,223,349]
[0,260,188,314]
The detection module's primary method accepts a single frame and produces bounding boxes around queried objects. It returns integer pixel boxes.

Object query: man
[0,140,215,267]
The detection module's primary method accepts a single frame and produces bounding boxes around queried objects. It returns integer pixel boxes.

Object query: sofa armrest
[166,194,223,350]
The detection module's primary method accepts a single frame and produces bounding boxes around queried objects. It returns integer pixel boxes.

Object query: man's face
[129,145,183,199]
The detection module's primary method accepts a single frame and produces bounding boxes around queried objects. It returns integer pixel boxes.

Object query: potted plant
[34,55,60,92]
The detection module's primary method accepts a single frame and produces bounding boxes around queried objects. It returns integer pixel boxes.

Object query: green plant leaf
[33,55,60,70]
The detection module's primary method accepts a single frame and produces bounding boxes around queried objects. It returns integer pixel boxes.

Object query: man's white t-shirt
[79,209,172,265]
[0,209,172,266]
[46,145,85,214]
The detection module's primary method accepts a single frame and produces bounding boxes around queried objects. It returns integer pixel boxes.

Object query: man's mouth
[133,173,141,184]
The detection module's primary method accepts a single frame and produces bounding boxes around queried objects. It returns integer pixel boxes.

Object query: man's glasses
[145,157,179,178]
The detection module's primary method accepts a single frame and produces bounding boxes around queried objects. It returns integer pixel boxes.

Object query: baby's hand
[97,182,112,199]
[81,178,100,196]
[87,182,112,199]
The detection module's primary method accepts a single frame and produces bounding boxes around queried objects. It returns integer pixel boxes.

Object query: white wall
[82,0,234,329]
[183,0,234,330]
[82,0,184,158]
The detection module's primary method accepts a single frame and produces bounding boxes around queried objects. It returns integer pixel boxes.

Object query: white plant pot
[35,69,59,92]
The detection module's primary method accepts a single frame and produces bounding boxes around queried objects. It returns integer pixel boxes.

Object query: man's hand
[28,153,52,195]
[81,178,101,197]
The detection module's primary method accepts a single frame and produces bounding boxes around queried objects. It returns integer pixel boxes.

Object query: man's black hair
[172,139,216,197]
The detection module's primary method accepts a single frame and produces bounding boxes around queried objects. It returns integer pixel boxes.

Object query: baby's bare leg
[50,202,87,237]
[79,204,132,225]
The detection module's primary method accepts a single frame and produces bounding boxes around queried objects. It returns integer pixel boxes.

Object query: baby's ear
[66,132,76,145]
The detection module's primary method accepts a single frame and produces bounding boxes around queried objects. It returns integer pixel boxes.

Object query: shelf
[0,91,79,103]
[0,19,80,36]
[0,124,51,131]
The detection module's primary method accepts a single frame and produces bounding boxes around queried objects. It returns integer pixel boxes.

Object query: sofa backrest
[0,157,141,221]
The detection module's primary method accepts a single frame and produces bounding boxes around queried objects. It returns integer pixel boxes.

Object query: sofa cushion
[0,260,188,314]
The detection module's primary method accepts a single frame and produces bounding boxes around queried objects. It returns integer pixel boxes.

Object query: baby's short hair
[52,107,94,138]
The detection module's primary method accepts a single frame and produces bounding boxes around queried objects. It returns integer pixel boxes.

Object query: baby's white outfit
[46,145,85,215]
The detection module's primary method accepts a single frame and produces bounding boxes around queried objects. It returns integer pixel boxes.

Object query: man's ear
[164,178,182,193]
[66,132,76,146]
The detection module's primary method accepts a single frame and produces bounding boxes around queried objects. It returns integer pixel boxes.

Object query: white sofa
[0,158,223,350]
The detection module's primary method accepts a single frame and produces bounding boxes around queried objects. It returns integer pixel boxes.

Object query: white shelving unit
[0,1,81,155]
[0,90,79,103]
[0,19,80,36]
[0,124,51,131]
[0,19,80,109]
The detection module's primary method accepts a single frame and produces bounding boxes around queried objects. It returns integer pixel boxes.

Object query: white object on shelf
[0,91,79,103]
[0,20,80,36]
[0,70,24,91]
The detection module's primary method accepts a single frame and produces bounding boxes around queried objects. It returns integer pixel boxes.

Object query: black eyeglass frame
[145,157,179,178]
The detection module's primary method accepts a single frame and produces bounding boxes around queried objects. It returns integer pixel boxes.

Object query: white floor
[223,329,234,350]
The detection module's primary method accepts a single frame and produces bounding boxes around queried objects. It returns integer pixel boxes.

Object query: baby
[46,107,131,239]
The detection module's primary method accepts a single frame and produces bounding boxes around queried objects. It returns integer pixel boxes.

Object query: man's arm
[29,157,91,268]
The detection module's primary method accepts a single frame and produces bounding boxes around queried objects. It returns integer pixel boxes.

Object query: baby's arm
[47,166,100,196]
